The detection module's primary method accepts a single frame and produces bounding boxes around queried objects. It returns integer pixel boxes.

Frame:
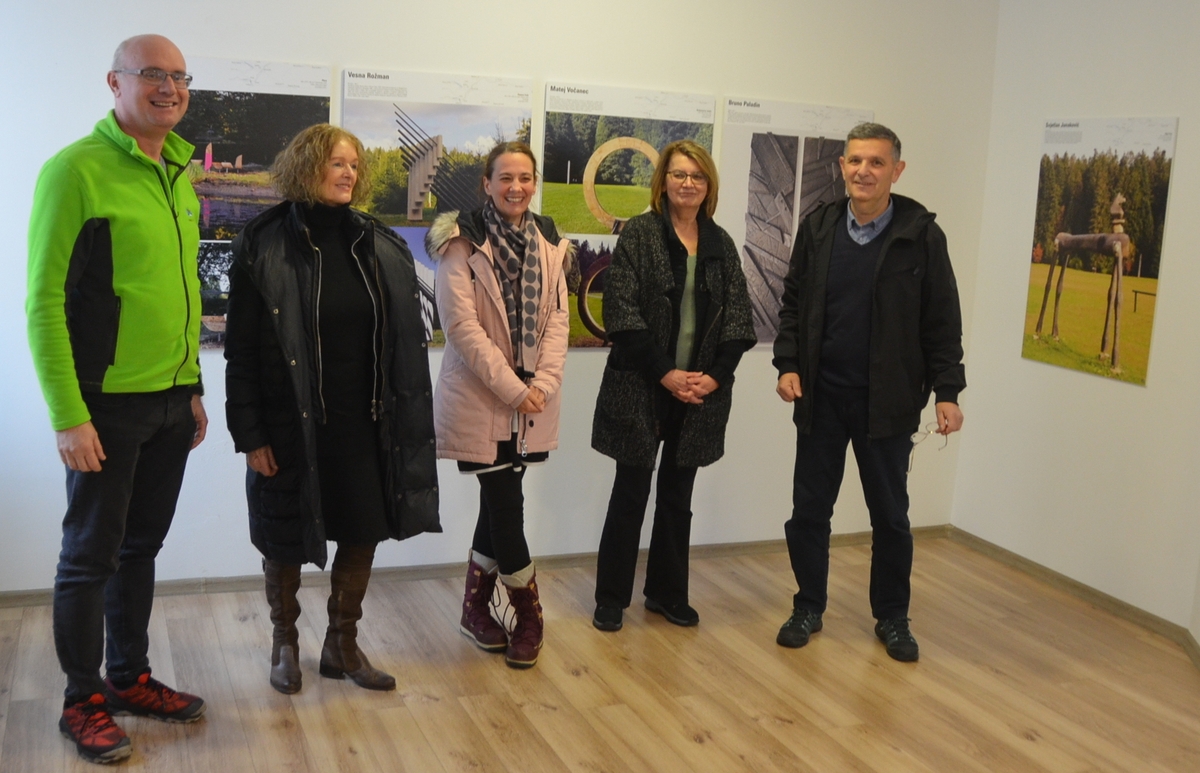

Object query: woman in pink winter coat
[424,141,571,669]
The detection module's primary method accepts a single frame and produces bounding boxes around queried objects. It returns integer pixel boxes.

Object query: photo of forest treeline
[1031,150,1171,278]
[542,112,713,234]
[1023,148,1174,385]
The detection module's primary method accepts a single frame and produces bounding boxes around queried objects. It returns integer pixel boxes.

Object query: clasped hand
[661,369,718,404]
[517,386,546,414]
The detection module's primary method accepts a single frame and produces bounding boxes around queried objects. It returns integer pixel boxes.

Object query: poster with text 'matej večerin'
[173,57,331,347]
[1022,117,1177,385]
[341,69,533,343]
[715,98,871,344]
[542,82,715,346]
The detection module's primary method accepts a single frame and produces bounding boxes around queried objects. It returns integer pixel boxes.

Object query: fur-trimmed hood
[424,209,576,267]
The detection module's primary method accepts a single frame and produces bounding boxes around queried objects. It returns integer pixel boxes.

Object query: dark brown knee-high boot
[319,543,396,691]
[263,559,302,694]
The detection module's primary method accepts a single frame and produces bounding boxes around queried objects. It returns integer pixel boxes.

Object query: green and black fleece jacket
[27,111,203,431]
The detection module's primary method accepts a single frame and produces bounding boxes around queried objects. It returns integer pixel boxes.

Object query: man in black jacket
[772,123,965,662]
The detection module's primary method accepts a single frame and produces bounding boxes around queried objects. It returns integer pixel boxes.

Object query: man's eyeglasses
[112,68,193,89]
[909,422,948,472]
[667,170,708,185]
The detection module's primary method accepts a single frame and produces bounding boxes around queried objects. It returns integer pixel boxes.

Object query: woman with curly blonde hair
[225,124,440,694]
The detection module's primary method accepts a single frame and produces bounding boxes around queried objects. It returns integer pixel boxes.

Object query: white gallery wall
[0,0,1000,592]
[953,0,1200,642]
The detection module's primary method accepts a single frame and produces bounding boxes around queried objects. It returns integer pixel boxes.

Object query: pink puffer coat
[426,210,571,464]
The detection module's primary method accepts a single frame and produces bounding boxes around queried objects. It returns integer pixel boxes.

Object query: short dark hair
[649,140,720,218]
[271,124,371,206]
[846,122,902,162]
[482,141,538,190]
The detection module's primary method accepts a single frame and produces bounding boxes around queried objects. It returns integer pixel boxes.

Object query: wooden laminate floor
[1,538,1198,772]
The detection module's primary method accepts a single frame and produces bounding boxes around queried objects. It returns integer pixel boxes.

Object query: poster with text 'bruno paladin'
[341,69,533,343]
[714,98,871,344]
[173,57,331,347]
[542,82,715,346]
[1022,117,1177,385]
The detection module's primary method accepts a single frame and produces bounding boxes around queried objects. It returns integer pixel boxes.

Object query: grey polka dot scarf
[482,199,543,374]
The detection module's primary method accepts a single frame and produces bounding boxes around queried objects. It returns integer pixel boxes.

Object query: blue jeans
[53,388,196,704]
[784,379,915,620]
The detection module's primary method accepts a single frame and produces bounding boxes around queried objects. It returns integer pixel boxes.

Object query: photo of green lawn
[570,293,605,347]
[1022,263,1156,384]
[541,182,651,234]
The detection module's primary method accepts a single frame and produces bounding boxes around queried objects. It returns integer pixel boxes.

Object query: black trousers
[54,388,196,703]
[784,379,914,620]
[594,404,698,608]
[470,466,531,576]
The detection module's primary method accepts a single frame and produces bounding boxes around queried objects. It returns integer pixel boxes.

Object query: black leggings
[470,466,531,575]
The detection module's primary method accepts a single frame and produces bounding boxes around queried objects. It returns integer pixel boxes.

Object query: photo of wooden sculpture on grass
[1022,118,1176,385]
[542,112,713,235]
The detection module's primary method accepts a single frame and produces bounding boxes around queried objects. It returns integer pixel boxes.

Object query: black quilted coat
[225,201,440,568]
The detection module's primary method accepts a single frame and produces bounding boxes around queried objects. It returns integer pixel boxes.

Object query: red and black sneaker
[59,693,132,764]
[104,672,206,723]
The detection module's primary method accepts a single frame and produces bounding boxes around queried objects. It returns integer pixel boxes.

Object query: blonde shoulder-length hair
[271,123,372,206]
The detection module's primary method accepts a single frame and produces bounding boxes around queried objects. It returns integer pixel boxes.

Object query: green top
[675,254,697,371]
[27,111,202,430]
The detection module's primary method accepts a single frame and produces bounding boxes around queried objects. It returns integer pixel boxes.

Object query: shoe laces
[499,587,542,645]
[878,617,915,643]
[119,673,181,709]
[71,695,121,738]
[490,582,516,634]
[464,576,498,626]
[786,610,819,630]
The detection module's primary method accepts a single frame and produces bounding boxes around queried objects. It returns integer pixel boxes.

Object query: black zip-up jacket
[225,201,440,568]
[772,195,965,438]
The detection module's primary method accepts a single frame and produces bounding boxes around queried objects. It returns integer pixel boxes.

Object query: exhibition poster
[542,82,715,345]
[173,57,332,347]
[714,98,871,343]
[1022,117,1177,385]
[341,69,533,342]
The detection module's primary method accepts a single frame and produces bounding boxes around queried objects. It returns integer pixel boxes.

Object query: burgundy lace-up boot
[502,569,543,669]
[460,554,507,652]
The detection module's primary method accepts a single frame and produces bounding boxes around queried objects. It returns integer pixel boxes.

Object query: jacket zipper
[303,228,328,421]
[161,161,193,387]
[467,247,526,450]
[348,229,382,420]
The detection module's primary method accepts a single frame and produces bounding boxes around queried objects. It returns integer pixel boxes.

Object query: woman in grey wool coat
[590,140,756,632]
